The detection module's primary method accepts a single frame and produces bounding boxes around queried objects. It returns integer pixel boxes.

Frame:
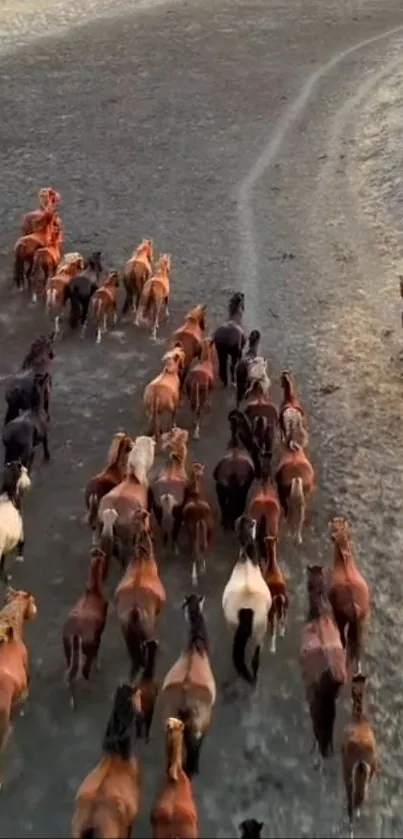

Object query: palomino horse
[149,427,189,551]
[300,565,347,760]
[85,432,134,537]
[67,251,104,336]
[143,351,185,438]
[4,333,55,424]
[71,683,142,838]
[279,370,308,449]
[184,336,215,439]
[222,516,272,684]
[21,186,61,235]
[62,548,108,710]
[13,210,56,291]
[0,461,32,582]
[0,588,37,788]
[98,435,156,566]
[182,462,213,586]
[135,253,171,340]
[45,252,86,336]
[89,271,120,343]
[236,329,261,406]
[170,304,207,380]
[122,239,154,317]
[115,510,166,678]
[31,218,64,302]
[329,517,370,675]
[262,536,289,653]
[213,411,256,531]
[132,638,159,742]
[213,292,246,388]
[341,673,378,839]
[244,453,281,554]
[161,594,216,777]
[275,441,315,544]
[150,717,199,838]
[239,820,264,839]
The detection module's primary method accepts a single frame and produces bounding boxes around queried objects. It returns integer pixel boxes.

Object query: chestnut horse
[89,271,120,343]
[31,219,64,303]
[21,187,61,234]
[122,239,154,317]
[0,588,37,788]
[149,427,189,551]
[244,454,281,554]
[213,411,256,531]
[13,210,56,291]
[213,292,246,388]
[150,717,199,838]
[300,565,347,760]
[262,536,289,653]
[115,510,166,678]
[341,673,378,838]
[182,462,213,586]
[329,517,370,675]
[243,374,279,463]
[143,352,185,438]
[170,304,207,379]
[275,441,315,544]
[85,432,134,538]
[279,370,308,448]
[184,337,215,439]
[161,594,216,777]
[71,683,142,838]
[135,254,171,340]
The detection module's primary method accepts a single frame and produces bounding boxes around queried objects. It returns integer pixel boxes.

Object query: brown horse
[143,352,185,438]
[13,210,56,291]
[262,536,289,654]
[21,187,61,234]
[243,376,279,463]
[149,427,189,551]
[244,454,281,554]
[329,517,370,675]
[89,271,120,343]
[31,220,64,302]
[161,594,216,777]
[279,370,308,448]
[275,442,315,544]
[341,673,378,838]
[45,252,86,336]
[184,337,215,439]
[62,548,108,710]
[85,432,134,538]
[132,638,159,743]
[122,239,154,317]
[150,717,199,838]
[213,411,256,531]
[300,565,347,761]
[0,588,37,788]
[182,462,213,586]
[115,510,166,678]
[135,254,171,340]
[71,683,142,838]
[170,304,207,378]
[213,292,246,388]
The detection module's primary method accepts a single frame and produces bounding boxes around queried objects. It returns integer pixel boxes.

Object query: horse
[66,251,104,337]
[300,565,347,761]
[243,369,279,463]
[279,370,308,448]
[89,271,120,343]
[239,820,264,839]
[98,436,156,567]
[0,462,32,582]
[244,454,281,554]
[62,548,108,710]
[184,337,215,439]
[3,398,50,472]
[132,638,159,742]
[85,432,134,538]
[236,329,261,406]
[0,587,37,789]
[13,210,56,291]
[262,536,289,654]
[161,594,216,777]
[149,427,189,552]
[213,292,246,388]
[4,333,54,425]
[135,254,171,340]
[213,411,256,531]
[45,252,86,336]
[21,187,61,235]
[122,239,154,317]
[329,517,370,675]
[143,352,185,438]
[30,218,64,303]
[275,441,315,544]
[182,462,213,586]
[115,510,166,678]
[170,304,207,379]
[222,516,272,684]
[150,717,199,838]
[71,683,142,838]
[341,673,378,839]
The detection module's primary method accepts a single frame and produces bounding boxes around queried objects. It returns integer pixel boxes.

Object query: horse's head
[280,369,294,392]
[351,672,367,706]
[162,342,186,371]
[191,462,205,481]
[22,333,55,369]
[5,587,37,621]
[248,329,261,350]
[228,291,245,318]
[239,820,264,839]
[136,238,153,261]
[228,409,254,450]
[185,303,207,330]
[104,270,120,289]
[39,187,60,209]
[235,514,257,546]
[306,564,326,599]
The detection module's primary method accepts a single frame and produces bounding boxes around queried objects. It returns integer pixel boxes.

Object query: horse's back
[213,322,244,350]
[329,576,369,619]
[214,450,254,484]
[151,476,186,507]
[276,458,314,488]
[0,499,23,544]
[162,652,216,704]
[300,618,346,686]
[223,562,271,620]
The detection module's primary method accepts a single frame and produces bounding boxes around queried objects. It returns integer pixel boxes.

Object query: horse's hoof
[15,555,24,563]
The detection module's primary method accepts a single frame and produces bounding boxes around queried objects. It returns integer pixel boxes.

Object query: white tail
[46,287,57,310]
[160,493,176,529]
[100,507,118,538]
[288,476,305,544]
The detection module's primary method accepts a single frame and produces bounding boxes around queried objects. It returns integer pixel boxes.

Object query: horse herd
[0,188,378,838]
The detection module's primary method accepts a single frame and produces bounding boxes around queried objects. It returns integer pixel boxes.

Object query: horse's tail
[99,508,117,555]
[65,634,84,685]
[351,759,371,813]
[79,828,100,839]
[13,248,24,289]
[189,380,200,415]
[233,608,254,683]
[196,519,208,553]
[310,670,342,757]
[123,607,148,679]
[288,476,305,540]
[140,281,155,321]
[68,287,82,329]
[46,286,57,311]
[91,295,103,324]
[160,493,176,532]
[178,708,203,777]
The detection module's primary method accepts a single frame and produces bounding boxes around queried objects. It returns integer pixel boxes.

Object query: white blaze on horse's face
[17,466,32,493]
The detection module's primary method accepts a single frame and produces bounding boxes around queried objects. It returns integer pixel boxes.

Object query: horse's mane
[132,240,151,260]
[21,336,49,369]
[0,597,22,644]
[186,603,209,655]
[134,529,154,561]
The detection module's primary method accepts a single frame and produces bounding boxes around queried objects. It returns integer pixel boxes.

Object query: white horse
[222,516,272,684]
[0,462,32,582]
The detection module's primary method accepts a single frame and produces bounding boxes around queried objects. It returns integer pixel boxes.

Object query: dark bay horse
[213,411,256,531]
[213,292,246,388]
[66,251,103,336]
[4,334,54,425]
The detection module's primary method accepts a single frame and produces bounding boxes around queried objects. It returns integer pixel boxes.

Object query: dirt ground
[1,0,403,836]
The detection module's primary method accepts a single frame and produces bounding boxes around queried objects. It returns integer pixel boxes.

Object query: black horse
[66,251,103,334]
[4,334,54,425]
[213,292,246,388]
[3,400,50,472]
[213,410,256,531]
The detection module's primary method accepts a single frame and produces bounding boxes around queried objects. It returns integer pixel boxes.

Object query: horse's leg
[216,346,229,388]
[163,294,169,320]
[122,290,132,316]
[251,644,261,683]
[151,302,162,341]
[42,429,51,462]
[171,511,182,556]
[0,554,9,582]
[80,297,91,338]
[229,348,241,387]
[346,618,364,674]
[269,613,277,654]
[215,484,229,530]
